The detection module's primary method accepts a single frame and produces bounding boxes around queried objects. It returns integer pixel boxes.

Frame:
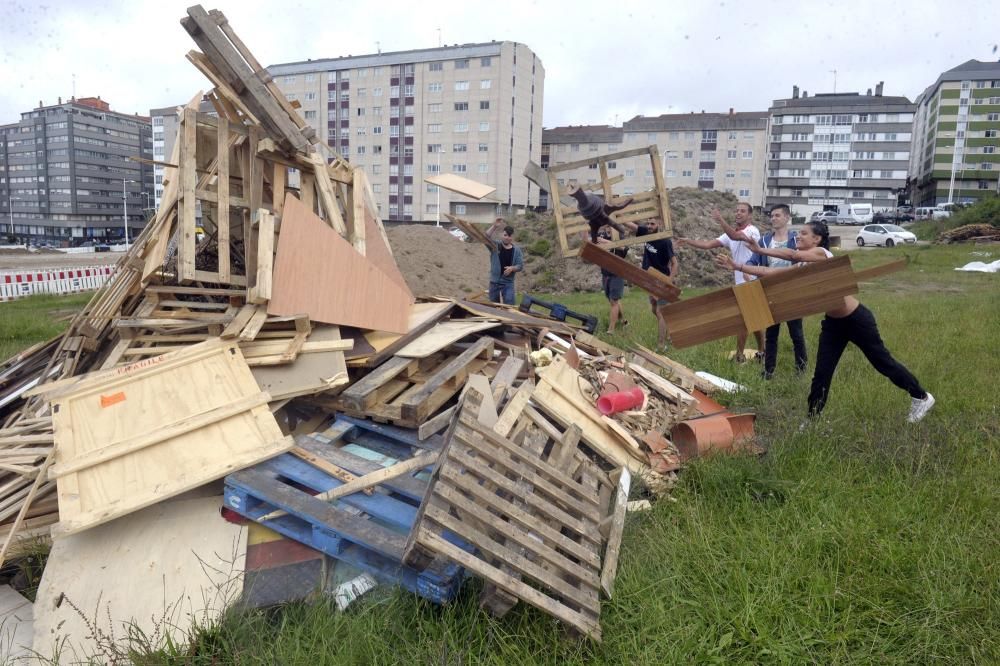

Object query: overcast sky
[1,0,998,128]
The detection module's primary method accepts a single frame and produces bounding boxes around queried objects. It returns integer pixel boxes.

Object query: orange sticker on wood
[100,392,126,408]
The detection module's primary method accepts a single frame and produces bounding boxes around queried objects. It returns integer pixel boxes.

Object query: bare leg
[655,305,669,347]
[735,331,748,361]
[608,299,621,333]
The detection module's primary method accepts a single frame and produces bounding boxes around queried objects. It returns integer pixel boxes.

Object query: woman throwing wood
[714,220,935,423]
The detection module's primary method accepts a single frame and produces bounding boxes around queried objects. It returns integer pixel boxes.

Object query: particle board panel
[32,496,246,662]
[579,242,681,303]
[357,172,411,297]
[732,279,775,333]
[268,194,414,334]
[48,340,292,536]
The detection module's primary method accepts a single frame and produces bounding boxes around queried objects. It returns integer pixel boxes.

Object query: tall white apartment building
[268,42,544,222]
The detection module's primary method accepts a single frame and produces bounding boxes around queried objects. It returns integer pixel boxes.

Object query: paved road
[799,223,926,251]
[0,249,123,270]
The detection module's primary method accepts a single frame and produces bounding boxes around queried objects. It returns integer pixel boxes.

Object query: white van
[836,203,873,225]
[916,206,952,220]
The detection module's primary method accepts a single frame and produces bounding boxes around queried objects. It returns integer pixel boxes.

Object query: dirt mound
[386,188,766,298]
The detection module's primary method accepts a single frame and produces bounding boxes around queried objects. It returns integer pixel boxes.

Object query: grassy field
[3,243,999,664]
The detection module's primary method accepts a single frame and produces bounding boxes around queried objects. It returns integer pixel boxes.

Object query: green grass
[3,246,999,664]
[0,293,91,361]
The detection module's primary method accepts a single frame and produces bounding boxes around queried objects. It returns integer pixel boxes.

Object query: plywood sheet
[32,496,246,662]
[268,195,414,334]
[49,340,293,535]
[252,325,350,401]
[0,585,33,661]
[396,320,500,358]
[424,174,496,200]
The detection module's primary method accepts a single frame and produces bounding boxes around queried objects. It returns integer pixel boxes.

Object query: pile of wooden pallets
[0,6,761,653]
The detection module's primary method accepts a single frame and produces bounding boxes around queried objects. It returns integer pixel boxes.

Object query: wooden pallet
[547,145,673,258]
[326,336,495,428]
[404,383,612,641]
[224,427,463,604]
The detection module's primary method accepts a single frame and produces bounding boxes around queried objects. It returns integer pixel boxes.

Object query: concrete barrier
[0,265,116,302]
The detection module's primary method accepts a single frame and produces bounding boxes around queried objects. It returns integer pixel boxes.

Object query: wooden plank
[853,258,908,282]
[268,195,413,333]
[627,361,695,406]
[178,108,198,282]
[548,145,654,173]
[248,209,274,304]
[350,169,368,255]
[424,173,497,200]
[579,242,680,302]
[216,114,231,283]
[259,451,438,521]
[311,154,348,235]
[600,468,630,598]
[493,380,533,437]
[396,320,499,358]
[648,146,673,236]
[732,279,775,333]
[399,337,494,422]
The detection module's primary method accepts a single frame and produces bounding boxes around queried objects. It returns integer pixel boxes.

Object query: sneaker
[907,392,935,423]
[754,351,765,363]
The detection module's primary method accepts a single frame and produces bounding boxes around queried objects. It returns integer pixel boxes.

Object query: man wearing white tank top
[715,221,935,423]
[676,202,765,362]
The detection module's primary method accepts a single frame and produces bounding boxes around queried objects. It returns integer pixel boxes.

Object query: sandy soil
[0,249,123,271]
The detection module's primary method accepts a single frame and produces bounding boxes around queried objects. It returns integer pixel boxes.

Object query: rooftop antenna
[72,73,76,98]
[376,41,381,54]
[437,27,442,48]
[829,69,838,93]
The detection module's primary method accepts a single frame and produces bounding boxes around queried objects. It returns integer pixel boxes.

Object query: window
[480,101,490,110]
[739,188,750,197]
[852,190,865,198]
[647,133,657,142]
[980,180,992,189]
[700,151,713,160]
[727,150,737,158]
[372,106,382,116]
[885,133,897,141]
[357,108,365,116]
[428,124,441,133]
[883,152,895,160]
[478,163,488,173]
[455,81,470,91]
[428,103,441,113]
[625,169,635,177]
[428,83,442,93]
[479,122,489,132]
[454,122,468,133]
[372,126,383,135]
[880,170,893,178]
[702,130,717,141]
[988,113,1000,121]
[666,170,676,177]
[403,84,414,96]
[683,150,693,158]
[742,150,753,159]
[454,102,469,111]
[304,92,317,101]
[740,170,751,178]
[283,75,296,84]
[453,144,467,152]
[984,146,996,154]
[571,144,580,152]
[284,93,297,101]
[373,87,383,97]
[699,169,715,179]
[608,161,616,169]
[481,56,492,66]
[681,170,692,177]
[455,59,470,69]
[986,130,998,138]
[426,163,440,173]
[480,79,492,89]
[427,144,442,153]
[356,127,366,136]
[982,163,994,170]
[357,146,366,155]
[390,86,400,97]
[372,145,382,154]
[429,62,443,71]
[455,204,467,215]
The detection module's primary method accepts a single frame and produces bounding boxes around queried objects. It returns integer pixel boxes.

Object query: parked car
[856,224,917,247]
[810,210,839,224]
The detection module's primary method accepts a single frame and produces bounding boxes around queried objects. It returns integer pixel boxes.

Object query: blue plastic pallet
[225,431,465,604]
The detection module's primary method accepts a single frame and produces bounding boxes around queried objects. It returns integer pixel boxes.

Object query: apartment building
[150,100,217,210]
[766,84,915,215]
[268,41,544,223]
[909,59,1000,206]
[0,96,153,245]
[541,110,770,209]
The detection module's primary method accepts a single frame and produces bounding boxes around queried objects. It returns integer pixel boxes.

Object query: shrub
[527,238,551,257]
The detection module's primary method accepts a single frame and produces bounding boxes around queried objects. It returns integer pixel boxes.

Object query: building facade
[766,85,915,215]
[267,41,544,223]
[541,111,770,209]
[909,60,1000,206]
[0,96,153,245]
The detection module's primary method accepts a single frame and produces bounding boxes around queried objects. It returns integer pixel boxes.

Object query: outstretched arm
[715,253,783,277]
[713,208,752,243]
[676,236,724,250]
[743,240,828,263]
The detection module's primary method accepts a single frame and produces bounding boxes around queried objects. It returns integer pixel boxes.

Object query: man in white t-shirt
[676,201,765,362]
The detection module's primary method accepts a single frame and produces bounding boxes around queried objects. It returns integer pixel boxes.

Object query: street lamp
[122,178,141,248]
[7,195,23,245]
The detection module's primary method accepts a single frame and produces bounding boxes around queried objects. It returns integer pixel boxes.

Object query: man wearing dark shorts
[623,218,677,350]
[596,224,629,333]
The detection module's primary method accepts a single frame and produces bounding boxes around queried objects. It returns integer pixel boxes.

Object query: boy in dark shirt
[625,218,678,350]
[596,224,630,333]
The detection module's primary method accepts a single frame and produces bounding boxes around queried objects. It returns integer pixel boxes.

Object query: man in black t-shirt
[627,218,678,350]
[595,224,630,333]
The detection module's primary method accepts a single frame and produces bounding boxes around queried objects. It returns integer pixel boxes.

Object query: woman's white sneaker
[907,393,935,423]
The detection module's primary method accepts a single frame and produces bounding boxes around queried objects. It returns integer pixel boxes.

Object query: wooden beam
[579,242,681,302]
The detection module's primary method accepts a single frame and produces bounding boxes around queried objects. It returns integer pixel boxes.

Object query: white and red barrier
[0,265,116,302]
